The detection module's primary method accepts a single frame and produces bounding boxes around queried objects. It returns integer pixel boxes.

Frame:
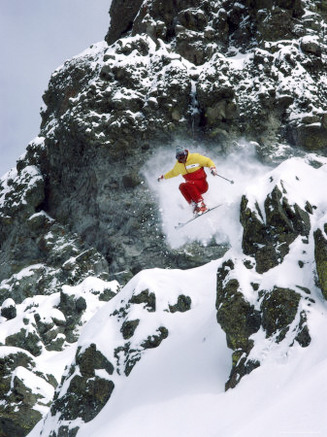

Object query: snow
[70,259,327,437]
[35,148,327,436]
[11,366,55,412]
[25,142,327,436]
[68,260,232,437]
[1,298,15,309]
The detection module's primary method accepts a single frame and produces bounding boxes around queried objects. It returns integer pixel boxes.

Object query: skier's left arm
[198,155,218,176]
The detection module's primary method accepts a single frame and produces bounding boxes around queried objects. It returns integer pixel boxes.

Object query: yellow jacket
[164,153,215,180]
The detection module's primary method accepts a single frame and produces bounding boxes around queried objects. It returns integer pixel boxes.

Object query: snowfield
[28,145,327,436]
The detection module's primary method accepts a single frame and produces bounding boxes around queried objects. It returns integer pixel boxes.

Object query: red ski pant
[179,179,208,204]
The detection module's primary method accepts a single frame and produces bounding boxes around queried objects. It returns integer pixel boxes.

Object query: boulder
[1,298,16,320]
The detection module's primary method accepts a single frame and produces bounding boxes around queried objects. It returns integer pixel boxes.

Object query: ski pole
[217,174,234,184]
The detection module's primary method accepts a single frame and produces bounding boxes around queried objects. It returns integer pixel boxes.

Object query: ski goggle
[176,151,187,160]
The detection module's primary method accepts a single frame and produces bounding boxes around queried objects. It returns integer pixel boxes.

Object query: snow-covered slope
[26,151,327,436]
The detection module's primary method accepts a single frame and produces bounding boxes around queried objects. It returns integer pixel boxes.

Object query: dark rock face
[240,185,311,273]
[216,262,261,389]
[106,0,144,44]
[169,294,192,313]
[107,0,305,63]
[26,36,229,278]
[216,258,312,390]
[1,299,16,320]
[50,344,115,427]
[314,226,327,300]
[261,286,301,340]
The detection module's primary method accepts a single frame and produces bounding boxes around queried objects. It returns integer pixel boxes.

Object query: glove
[157,175,164,182]
[210,166,218,176]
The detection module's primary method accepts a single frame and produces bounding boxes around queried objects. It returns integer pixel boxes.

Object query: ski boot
[193,200,207,216]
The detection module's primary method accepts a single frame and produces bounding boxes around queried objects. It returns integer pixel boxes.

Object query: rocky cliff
[1,0,327,436]
[15,0,327,278]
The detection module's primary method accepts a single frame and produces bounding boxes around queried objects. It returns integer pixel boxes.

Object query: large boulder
[240,185,311,274]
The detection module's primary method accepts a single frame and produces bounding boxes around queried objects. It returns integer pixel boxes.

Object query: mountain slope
[27,152,327,436]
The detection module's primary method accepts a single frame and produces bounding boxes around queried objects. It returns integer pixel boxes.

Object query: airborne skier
[158,146,218,215]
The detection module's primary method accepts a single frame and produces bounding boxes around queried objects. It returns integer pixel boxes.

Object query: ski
[175,204,222,229]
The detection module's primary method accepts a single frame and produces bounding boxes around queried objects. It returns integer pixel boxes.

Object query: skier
[158,146,218,215]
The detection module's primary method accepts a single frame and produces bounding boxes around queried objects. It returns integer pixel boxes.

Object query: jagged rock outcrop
[49,343,115,437]
[1,3,327,280]
[240,183,311,274]
[13,0,327,280]
[216,253,313,389]
[0,347,56,437]
[216,260,261,389]
[216,156,327,389]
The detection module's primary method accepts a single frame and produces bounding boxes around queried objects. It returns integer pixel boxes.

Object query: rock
[130,289,156,312]
[240,184,310,274]
[121,319,140,339]
[6,0,324,284]
[216,252,312,389]
[1,298,16,320]
[261,286,301,342]
[5,329,43,357]
[141,326,169,349]
[300,36,322,56]
[216,260,261,390]
[288,122,327,151]
[105,0,144,44]
[50,344,115,427]
[314,227,327,300]
[169,294,192,313]
[58,289,88,343]
[0,347,56,437]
